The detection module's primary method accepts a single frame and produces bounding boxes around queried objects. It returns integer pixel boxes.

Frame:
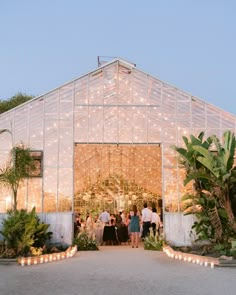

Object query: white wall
[164,213,197,246]
[0,214,7,240]
[38,212,73,245]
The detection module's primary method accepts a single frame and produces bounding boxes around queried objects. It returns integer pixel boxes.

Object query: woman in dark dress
[130,205,140,248]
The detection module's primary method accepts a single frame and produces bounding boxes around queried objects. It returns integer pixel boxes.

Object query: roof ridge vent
[97,56,136,68]
[97,56,117,67]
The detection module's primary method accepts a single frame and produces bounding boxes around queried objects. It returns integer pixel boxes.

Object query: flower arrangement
[30,247,43,256]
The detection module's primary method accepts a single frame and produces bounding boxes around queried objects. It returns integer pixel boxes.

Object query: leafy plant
[0,145,36,211]
[0,208,52,257]
[143,228,164,251]
[172,131,236,244]
[229,248,236,258]
[73,232,98,251]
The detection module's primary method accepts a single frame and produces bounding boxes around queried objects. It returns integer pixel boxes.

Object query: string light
[74,144,162,214]
[5,61,234,245]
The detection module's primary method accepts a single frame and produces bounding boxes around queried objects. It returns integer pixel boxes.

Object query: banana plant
[172,131,236,243]
[172,131,212,193]
[191,131,236,225]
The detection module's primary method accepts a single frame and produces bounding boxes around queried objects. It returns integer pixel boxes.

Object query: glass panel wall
[73,60,236,214]
[27,178,43,212]
[0,59,235,215]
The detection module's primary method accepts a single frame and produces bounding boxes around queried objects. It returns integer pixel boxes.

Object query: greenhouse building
[0,57,235,246]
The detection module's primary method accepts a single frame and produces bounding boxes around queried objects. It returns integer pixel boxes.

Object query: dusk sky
[1,0,236,114]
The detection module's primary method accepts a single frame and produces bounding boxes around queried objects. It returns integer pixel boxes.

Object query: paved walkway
[0,245,235,295]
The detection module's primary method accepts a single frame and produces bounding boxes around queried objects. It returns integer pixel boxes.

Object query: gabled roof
[0,57,235,120]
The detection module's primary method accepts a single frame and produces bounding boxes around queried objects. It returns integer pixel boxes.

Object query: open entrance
[74,144,162,218]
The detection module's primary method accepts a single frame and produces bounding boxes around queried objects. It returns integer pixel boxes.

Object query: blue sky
[1,0,236,114]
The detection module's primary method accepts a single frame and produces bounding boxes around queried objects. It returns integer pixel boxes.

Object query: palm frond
[208,206,223,242]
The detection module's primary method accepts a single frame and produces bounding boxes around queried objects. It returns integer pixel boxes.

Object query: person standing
[130,205,140,248]
[86,212,94,230]
[99,209,110,224]
[86,212,94,238]
[151,207,160,236]
[141,202,152,238]
[121,210,126,224]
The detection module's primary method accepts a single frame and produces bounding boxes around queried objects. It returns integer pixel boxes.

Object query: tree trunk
[13,190,17,212]
[224,186,236,231]
[225,198,235,222]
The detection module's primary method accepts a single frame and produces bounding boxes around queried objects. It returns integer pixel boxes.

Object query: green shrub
[229,248,236,258]
[144,228,164,251]
[0,240,5,256]
[73,232,98,251]
[0,208,52,257]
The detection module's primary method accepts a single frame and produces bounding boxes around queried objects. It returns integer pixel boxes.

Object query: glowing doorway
[74,144,162,216]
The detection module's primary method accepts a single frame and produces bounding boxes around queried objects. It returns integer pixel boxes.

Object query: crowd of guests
[130,203,162,248]
[74,202,162,248]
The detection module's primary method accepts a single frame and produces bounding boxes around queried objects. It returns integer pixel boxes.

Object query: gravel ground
[0,245,235,295]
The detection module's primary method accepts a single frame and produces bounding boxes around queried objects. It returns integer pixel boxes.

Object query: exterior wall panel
[0,59,236,245]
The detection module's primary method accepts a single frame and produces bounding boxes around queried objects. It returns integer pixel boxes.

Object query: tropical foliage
[144,228,164,250]
[0,208,52,257]
[172,131,236,245]
[73,231,98,251]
